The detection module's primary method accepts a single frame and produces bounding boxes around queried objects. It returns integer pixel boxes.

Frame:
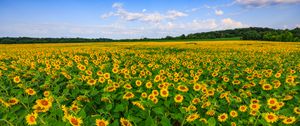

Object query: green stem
[181,114,187,126]
[0,119,14,126]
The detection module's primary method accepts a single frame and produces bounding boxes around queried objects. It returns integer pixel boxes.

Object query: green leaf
[114,104,125,112]
[153,107,164,115]
[145,115,155,126]
[160,116,171,126]
[110,119,120,126]
[208,117,216,126]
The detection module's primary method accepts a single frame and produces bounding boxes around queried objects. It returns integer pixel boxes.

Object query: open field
[0,41,300,126]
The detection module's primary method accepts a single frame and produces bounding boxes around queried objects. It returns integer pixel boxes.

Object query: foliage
[0,41,300,126]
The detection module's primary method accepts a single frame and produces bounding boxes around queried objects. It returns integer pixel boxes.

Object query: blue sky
[0,0,300,39]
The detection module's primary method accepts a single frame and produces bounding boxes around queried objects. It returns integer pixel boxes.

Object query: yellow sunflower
[13,76,21,83]
[249,103,261,111]
[68,115,83,126]
[282,117,296,124]
[96,119,109,126]
[120,117,132,126]
[25,88,36,95]
[229,110,238,118]
[267,98,278,106]
[239,105,247,112]
[160,88,169,97]
[218,113,228,122]
[262,84,273,90]
[174,94,184,103]
[26,112,38,125]
[263,112,278,123]
[186,113,200,122]
[123,92,135,100]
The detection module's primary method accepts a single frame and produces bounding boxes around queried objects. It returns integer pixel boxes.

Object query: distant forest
[1,27,300,44]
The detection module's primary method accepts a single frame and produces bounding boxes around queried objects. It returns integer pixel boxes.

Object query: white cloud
[157,19,217,31]
[220,18,248,29]
[102,3,187,23]
[215,9,224,16]
[236,0,300,7]
[296,24,300,28]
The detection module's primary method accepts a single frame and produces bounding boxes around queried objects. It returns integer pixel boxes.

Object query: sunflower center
[268,115,274,119]
[71,118,79,125]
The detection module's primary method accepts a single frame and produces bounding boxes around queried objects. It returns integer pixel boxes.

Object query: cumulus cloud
[101,3,187,23]
[236,0,300,7]
[215,9,224,16]
[157,19,218,31]
[296,24,300,28]
[220,18,248,29]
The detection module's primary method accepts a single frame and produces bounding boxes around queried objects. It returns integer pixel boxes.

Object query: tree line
[1,27,299,44]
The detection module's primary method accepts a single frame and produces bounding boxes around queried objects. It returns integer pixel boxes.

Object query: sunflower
[186,113,200,122]
[25,88,36,95]
[96,119,109,126]
[13,76,21,83]
[87,79,97,86]
[231,122,237,126]
[154,75,161,82]
[36,98,52,110]
[294,107,300,114]
[152,90,159,96]
[206,110,215,116]
[8,97,19,106]
[123,84,132,90]
[120,117,132,126]
[193,83,201,91]
[70,104,80,112]
[177,85,189,92]
[239,105,247,112]
[249,110,258,116]
[103,73,110,79]
[132,101,145,110]
[146,82,152,89]
[267,98,277,106]
[112,67,118,74]
[135,80,142,87]
[206,89,214,97]
[282,117,296,124]
[192,98,200,104]
[249,103,261,111]
[141,92,147,98]
[262,84,273,90]
[269,104,281,111]
[151,97,159,104]
[229,110,238,118]
[174,94,184,103]
[43,91,50,97]
[263,112,278,123]
[123,92,135,100]
[283,95,293,101]
[250,99,259,104]
[105,86,116,92]
[98,77,105,83]
[68,115,83,126]
[201,101,211,108]
[223,77,230,82]
[160,88,169,97]
[199,118,207,124]
[26,112,38,125]
[232,80,241,85]
[218,113,228,122]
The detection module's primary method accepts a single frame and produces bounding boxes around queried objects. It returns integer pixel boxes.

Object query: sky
[0,0,300,39]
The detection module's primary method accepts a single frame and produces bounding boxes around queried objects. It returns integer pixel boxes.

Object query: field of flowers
[0,41,299,126]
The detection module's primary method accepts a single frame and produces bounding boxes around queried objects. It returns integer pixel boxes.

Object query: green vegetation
[1,27,299,44]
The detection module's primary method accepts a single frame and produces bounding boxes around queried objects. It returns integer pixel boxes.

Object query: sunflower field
[0,41,300,126]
